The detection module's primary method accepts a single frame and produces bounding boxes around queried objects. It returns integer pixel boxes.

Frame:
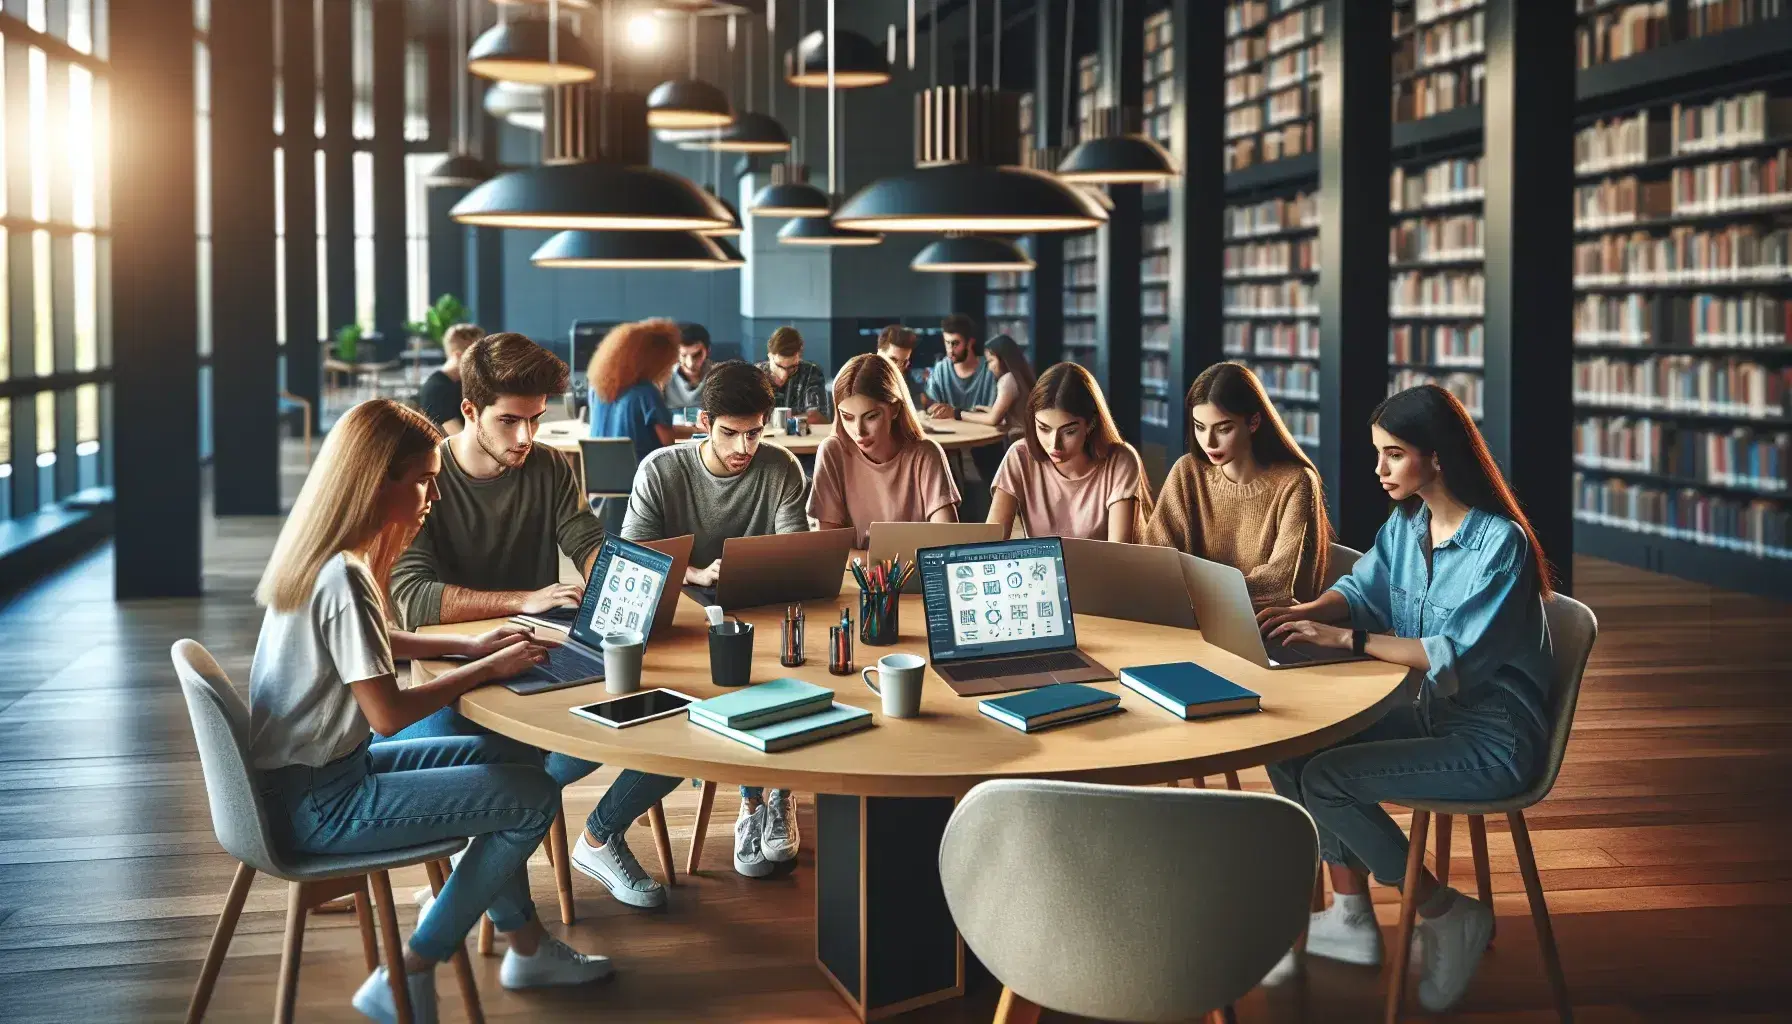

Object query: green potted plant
[406,294,472,350]
[333,323,363,363]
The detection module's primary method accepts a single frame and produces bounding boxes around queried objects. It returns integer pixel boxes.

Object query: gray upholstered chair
[1324,541,1364,591]
[939,779,1319,1024]
[172,640,480,1024]
[1383,594,1598,1023]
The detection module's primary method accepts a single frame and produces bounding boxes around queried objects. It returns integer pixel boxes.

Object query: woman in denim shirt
[1256,385,1555,1012]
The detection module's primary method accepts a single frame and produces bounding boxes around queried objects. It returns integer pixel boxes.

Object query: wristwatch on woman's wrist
[1351,629,1368,656]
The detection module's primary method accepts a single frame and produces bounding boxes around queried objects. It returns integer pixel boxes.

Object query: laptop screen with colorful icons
[569,536,674,650]
[918,537,1079,663]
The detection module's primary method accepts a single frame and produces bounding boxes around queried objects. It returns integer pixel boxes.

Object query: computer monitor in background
[565,320,623,419]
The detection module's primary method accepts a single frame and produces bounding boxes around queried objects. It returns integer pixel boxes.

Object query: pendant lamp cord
[768,0,777,121]
[827,0,836,194]
[908,0,916,70]
[453,0,466,151]
[930,0,938,90]
[1062,0,1075,144]
[544,0,559,164]
[797,0,807,168]
[993,0,1001,89]
[688,11,698,79]
[969,0,977,89]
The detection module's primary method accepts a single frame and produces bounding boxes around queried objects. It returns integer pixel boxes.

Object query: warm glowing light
[627,15,660,48]
[834,214,1104,233]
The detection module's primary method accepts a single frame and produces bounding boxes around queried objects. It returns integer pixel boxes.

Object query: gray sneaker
[733,801,773,878]
[1416,889,1495,1012]
[352,964,438,1024]
[761,789,799,863]
[570,831,666,908]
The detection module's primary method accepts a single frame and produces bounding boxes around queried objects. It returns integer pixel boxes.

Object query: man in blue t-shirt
[923,313,997,417]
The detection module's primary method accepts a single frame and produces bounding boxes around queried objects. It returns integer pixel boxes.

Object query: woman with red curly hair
[587,319,684,462]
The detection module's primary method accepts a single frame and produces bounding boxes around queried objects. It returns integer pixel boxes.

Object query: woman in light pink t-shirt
[989,362,1154,542]
[809,353,962,548]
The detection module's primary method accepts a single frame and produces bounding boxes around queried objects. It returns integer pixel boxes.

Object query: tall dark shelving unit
[1139,7,1177,454]
[1567,0,1792,599]
[987,94,1034,351]
[1062,53,1103,383]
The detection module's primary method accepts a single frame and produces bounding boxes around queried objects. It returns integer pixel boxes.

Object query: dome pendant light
[531,228,738,269]
[912,233,1035,272]
[703,9,792,153]
[749,0,828,217]
[785,29,890,88]
[834,0,1106,234]
[1054,0,1178,184]
[430,0,495,187]
[647,11,735,129]
[467,3,597,86]
[779,0,882,247]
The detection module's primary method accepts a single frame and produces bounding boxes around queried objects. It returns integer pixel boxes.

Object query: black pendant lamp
[911,234,1034,273]
[531,228,737,269]
[785,29,890,88]
[430,0,495,187]
[703,191,744,237]
[777,212,881,246]
[1053,0,1177,185]
[647,10,735,129]
[468,13,597,86]
[749,163,830,217]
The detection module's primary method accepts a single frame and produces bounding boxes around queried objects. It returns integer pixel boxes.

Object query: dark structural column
[282,0,320,412]
[1027,0,1066,368]
[1167,0,1224,461]
[468,106,505,328]
[322,0,356,339]
[1317,0,1391,551]
[1482,0,1575,593]
[210,0,281,515]
[112,0,200,597]
[1094,0,1142,437]
[373,0,409,344]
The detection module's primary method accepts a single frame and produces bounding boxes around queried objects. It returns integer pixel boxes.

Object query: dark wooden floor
[1,497,1789,1021]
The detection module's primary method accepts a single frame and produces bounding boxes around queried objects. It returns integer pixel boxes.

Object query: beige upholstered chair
[1324,541,1364,590]
[1383,593,1599,1023]
[940,779,1318,1024]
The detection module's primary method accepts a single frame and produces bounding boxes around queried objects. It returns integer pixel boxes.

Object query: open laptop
[917,536,1114,697]
[514,534,693,638]
[1060,537,1198,629]
[682,528,856,610]
[504,536,675,695]
[1178,553,1372,669]
[868,521,1005,594]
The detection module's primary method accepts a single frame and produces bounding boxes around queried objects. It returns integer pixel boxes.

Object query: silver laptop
[868,521,1005,593]
[1060,537,1197,629]
[504,536,675,695]
[515,534,693,638]
[1178,553,1372,669]
[684,528,856,610]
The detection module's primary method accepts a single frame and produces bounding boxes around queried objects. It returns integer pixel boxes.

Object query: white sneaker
[1259,947,1300,987]
[498,933,613,990]
[352,964,438,1024]
[570,831,666,908]
[412,849,466,918]
[761,789,799,863]
[1305,896,1384,966]
[733,801,773,878]
[1415,889,1494,1012]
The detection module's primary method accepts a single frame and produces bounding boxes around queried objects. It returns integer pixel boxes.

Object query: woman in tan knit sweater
[1145,362,1330,608]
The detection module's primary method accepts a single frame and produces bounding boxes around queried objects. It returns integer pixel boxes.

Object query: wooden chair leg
[478,916,495,957]
[275,881,309,1024]
[1311,864,1327,913]
[549,809,576,924]
[1224,771,1242,791]
[368,871,416,1024]
[687,780,718,874]
[354,879,381,972]
[1191,776,1208,789]
[1207,1007,1240,1024]
[1384,809,1430,1024]
[184,861,255,1024]
[993,985,1042,1024]
[426,860,486,1024]
[1434,813,1454,888]
[648,801,677,886]
[1469,813,1496,944]
[1510,810,1573,1024]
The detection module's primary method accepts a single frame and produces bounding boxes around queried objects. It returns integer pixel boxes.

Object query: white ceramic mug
[862,653,925,718]
[601,630,646,694]
[772,406,793,433]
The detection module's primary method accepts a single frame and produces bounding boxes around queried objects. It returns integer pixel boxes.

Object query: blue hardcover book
[979,683,1122,733]
[688,701,874,752]
[687,678,836,731]
[1119,662,1261,720]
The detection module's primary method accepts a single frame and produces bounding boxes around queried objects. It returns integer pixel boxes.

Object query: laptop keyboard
[941,651,1090,681]
[531,643,605,683]
[1264,640,1335,664]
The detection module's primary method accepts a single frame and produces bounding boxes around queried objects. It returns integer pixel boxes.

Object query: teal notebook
[1119,662,1261,720]
[979,683,1122,733]
[687,678,836,731]
[688,701,873,752]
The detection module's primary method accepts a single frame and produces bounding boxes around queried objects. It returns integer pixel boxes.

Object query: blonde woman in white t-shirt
[249,399,612,1022]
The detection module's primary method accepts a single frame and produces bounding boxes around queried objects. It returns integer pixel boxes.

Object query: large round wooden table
[536,418,1008,458]
[417,583,1407,1020]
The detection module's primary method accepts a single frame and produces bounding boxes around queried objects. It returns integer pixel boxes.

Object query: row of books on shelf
[1269,4,1324,54]
[1064,290,1100,317]
[987,271,1029,291]
[1225,34,1267,74]
[1667,152,1792,214]
[1144,221,1174,253]
[1571,225,1792,285]
[1249,360,1320,402]
[1142,353,1171,393]
[986,292,1028,317]
[1390,270,1485,316]
[1226,280,1318,316]
[1414,0,1484,26]
[1065,234,1098,261]
[989,318,1030,348]
[1390,216,1484,263]
[1224,320,1321,359]
[1143,396,1175,429]
[1226,192,1319,238]
[1390,323,1484,367]
[1391,157,1484,211]
[1575,92,1792,173]
[1573,415,1789,491]
[1577,1,1669,70]
[1225,239,1319,277]
[1065,261,1100,287]
[1573,354,1792,418]
[1391,369,1485,418]
[1267,46,1321,91]
[1144,321,1172,352]
[1393,62,1484,124]
[1143,289,1169,317]
[1225,121,1317,170]
[1228,72,1267,109]
[1572,292,1792,348]
[1399,10,1484,74]
[1574,473,1792,559]
[1065,320,1099,348]
[1143,253,1173,285]
[1228,0,1311,37]
[1229,87,1319,139]
[1686,0,1789,37]
[1284,408,1321,448]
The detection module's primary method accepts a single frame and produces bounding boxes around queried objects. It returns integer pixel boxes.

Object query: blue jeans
[387,708,683,841]
[260,735,553,962]
[740,786,790,801]
[1265,688,1540,886]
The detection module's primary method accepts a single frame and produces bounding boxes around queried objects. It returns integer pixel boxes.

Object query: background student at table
[923,313,996,417]
[1146,361,1330,609]
[619,359,809,880]
[810,352,961,548]
[1257,384,1558,1013]
[587,318,687,462]
[248,399,611,1020]
[415,322,485,436]
[760,326,831,424]
[874,324,928,409]
[989,362,1152,543]
[662,321,711,411]
[388,332,683,912]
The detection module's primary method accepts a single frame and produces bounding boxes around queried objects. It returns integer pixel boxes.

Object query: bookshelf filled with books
[1063,231,1101,385]
[1141,8,1176,433]
[1224,0,1323,174]
[1389,151,1487,419]
[1223,188,1322,449]
[1392,0,1486,125]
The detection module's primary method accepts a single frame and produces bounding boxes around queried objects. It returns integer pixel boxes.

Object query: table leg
[815,794,963,1022]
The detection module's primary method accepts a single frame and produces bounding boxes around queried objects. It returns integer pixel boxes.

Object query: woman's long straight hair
[832,351,926,447]
[256,399,442,617]
[984,334,1037,398]
[1024,362,1156,525]
[1373,384,1555,597]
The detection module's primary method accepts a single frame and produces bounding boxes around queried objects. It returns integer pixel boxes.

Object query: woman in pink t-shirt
[809,353,962,547]
[988,362,1154,542]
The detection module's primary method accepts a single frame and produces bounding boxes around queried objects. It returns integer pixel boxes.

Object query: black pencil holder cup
[858,589,899,647]
[708,620,754,687]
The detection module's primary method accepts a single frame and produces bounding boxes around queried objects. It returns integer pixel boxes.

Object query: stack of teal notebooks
[687,678,874,752]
